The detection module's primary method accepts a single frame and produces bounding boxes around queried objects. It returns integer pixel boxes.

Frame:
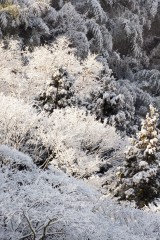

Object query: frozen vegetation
[1,145,160,240]
[0,0,160,239]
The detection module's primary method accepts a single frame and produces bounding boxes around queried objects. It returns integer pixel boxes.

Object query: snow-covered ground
[0,146,160,240]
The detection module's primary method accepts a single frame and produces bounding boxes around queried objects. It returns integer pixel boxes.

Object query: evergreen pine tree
[112,105,160,208]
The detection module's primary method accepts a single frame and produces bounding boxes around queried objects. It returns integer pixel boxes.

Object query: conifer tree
[112,105,160,208]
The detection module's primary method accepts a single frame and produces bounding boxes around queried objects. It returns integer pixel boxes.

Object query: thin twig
[18,233,32,240]
[39,218,63,240]
[23,212,36,240]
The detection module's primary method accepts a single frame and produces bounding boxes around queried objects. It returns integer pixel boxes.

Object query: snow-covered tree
[110,105,160,208]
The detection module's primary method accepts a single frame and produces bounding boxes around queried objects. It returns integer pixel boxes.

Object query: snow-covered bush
[0,39,47,100]
[0,93,38,149]
[38,107,123,178]
[0,93,54,165]
[0,144,34,171]
[109,105,160,208]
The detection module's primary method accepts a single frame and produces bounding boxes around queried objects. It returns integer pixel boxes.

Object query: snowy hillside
[1,146,160,240]
[1,0,160,239]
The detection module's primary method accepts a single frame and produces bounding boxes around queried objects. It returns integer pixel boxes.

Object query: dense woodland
[1,0,160,239]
